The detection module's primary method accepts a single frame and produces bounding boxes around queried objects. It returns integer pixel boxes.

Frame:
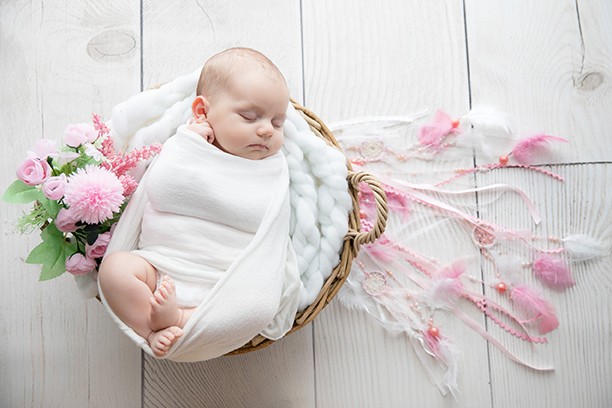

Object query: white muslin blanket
[99,126,302,362]
[87,68,352,310]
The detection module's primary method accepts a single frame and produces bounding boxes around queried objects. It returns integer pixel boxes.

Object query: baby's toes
[152,345,168,357]
[166,278,176,293]
[168,326,183,340]
[158,335,172,347]
[153,289,165,304]
[159,285,169,300]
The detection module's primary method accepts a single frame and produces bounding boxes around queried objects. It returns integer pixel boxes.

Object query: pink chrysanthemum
[64,165,125,224]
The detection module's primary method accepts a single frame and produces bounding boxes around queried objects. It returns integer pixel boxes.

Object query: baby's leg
[98,252,158,340]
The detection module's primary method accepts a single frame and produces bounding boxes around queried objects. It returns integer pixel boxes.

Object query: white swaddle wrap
[84,67,353,361]
[97,68,353,310]
[99,126,302,362]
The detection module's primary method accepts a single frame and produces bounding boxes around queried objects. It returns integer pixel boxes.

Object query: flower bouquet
[3,114,161,293]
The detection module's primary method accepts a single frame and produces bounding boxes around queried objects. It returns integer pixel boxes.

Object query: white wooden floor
[1,1,611,407]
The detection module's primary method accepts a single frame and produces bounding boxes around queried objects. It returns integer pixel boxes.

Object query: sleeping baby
[98,47,302,360]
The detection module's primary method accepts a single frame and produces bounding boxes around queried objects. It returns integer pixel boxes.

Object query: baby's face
[205,71,289,160]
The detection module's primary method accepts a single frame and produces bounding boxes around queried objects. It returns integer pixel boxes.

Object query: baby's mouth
[248,144,268,150]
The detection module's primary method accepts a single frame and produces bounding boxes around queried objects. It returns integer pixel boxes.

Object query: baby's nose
[257,123,273,137]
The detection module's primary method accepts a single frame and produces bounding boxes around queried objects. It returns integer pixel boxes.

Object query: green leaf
[37,194,61,219]
[25,224,77,281]
[2,180,39,204]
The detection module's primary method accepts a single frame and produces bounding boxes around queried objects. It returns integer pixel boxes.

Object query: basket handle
[346,171,388,250]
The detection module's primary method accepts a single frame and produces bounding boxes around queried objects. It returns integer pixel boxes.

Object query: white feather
[462,106,515,135]
[460,106,517,158]
[438,337,461,400]
[563,234,609,261]
[495,253,524,285]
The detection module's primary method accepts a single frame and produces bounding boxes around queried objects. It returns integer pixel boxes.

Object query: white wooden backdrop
[1,1,610,407]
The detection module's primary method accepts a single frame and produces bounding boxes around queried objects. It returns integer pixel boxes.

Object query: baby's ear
[191,96,208,121]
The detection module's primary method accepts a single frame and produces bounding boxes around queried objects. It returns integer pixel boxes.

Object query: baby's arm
[188,119,215,144]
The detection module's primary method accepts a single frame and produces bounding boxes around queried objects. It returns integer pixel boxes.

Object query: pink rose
[42,174,67,200]
[31,139,58,159]
[65,253,97,276]
[86,232,112,259]
[16,157,52,186]
[64,123,97,147]
[55,208,79,233]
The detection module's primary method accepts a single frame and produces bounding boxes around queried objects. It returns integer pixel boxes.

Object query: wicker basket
[228,100,388,355]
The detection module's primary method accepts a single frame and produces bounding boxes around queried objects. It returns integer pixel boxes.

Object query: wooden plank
[141,0,304,100]
[139,1,314,406]
[465,0,612,164]
[475,164,612,407]
[466,1,612,404]
[303,1,494,406]
[143,329,315,408]
[0,1,141,406]
[302,0,469,122]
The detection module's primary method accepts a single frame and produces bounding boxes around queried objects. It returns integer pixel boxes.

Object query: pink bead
[428,326,440,337]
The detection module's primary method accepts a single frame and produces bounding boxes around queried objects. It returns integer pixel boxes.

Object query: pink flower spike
[64,165,125,224]
[111,144,162,177]
[98,138,116,165]
[533,254,575,290]
[92,113,110,137]
[119,174,139,197]
[511,134,569,165]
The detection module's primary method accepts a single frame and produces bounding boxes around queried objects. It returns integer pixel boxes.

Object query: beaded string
[358,195,558,345]
[340,132,566,186]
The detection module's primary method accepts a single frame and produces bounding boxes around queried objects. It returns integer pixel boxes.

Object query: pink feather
[363,238,397,264]
[426,261,466,309]
[427,278,464,309]
[511,134,569,164]
[364,182,411,221]
[511,285,559,334]
[438,260,465,279]
[418,110,459,149]
[533,255,575,290]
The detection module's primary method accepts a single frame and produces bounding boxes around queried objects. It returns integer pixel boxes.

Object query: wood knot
[575,71,604,91]
[87,30,136,62]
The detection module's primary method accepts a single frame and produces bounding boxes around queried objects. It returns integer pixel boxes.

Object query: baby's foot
[148,326,183,357]
[149,276,181,331]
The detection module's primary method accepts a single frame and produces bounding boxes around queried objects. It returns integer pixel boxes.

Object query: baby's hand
[188,119,215,144]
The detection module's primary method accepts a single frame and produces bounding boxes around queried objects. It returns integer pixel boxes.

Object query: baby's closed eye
[239,112,257,121]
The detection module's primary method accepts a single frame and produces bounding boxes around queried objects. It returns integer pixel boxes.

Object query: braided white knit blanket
[107,69,352,310]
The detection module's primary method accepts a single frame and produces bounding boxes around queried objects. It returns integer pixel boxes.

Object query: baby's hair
[196,47,286,98]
